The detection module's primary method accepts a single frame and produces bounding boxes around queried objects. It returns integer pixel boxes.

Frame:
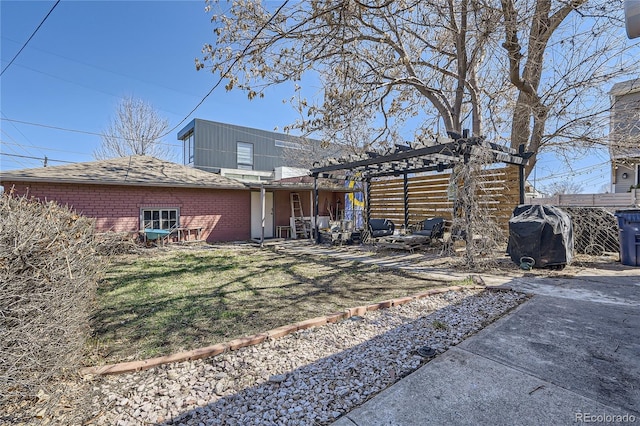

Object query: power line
[0,129,36,159]
[0,140,92,157]
[0,152,73,164]
[1,36,203,98]
[161,0,291,138]
[0,117,182,147]
[1,111,45,157]
[0,0,61,77]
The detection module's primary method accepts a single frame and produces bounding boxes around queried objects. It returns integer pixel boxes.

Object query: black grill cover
[507,205,573,268]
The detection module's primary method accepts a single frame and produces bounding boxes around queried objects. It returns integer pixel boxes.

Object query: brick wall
[3,181,251,242]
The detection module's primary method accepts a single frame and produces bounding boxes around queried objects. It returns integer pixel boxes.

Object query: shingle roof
[0,156,248,190]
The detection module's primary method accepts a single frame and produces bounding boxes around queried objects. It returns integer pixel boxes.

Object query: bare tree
[197,1,639,176]
[541,180,584,195]
[198,0,499,152]
[499,0,637,176]
[94,97,173,160]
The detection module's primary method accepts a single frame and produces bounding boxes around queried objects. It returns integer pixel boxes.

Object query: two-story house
[177,118,329,182]
[610,78,640,193]
[177,118,353,239]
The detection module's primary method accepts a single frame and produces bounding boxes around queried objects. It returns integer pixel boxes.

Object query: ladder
[290,192,309,239]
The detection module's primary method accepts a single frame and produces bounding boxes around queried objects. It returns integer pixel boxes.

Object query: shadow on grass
[88,247,465,364]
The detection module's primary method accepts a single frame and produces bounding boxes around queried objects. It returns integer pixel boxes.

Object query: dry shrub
[95,231,141,256]
[450,147,506,269]
[0,193,103,422]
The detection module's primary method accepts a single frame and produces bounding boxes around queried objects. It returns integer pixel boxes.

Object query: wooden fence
[369,166,520,229]
[525,191,640,209]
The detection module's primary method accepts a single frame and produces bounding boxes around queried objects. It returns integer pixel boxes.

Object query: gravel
[89,288,526,425]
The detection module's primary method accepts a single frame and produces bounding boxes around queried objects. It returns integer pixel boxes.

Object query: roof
[610,78,640,97]
[0,155,248,190]
[246,175,354,192]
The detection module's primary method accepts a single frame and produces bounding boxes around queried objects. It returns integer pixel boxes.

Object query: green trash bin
[614,209,640,266]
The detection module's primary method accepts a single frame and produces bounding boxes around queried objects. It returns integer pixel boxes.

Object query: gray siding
[610,87,640,160]
[615,163,636,193]
[179,119,319,173]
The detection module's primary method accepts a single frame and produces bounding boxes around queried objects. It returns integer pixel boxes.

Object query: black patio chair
[368,218,395,238]
[414,217,445,240]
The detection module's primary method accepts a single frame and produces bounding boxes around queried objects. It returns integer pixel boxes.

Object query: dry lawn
[87,244,468,365]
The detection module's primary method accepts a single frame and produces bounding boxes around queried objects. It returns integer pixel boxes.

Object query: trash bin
[614,209,640,266]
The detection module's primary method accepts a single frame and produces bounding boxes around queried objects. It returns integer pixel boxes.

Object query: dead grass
[87,244,463,365]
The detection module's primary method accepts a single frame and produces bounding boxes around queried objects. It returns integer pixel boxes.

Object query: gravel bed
[90,289,526,425]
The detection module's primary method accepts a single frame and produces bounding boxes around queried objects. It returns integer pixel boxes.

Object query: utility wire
[0,0,61,77]
[161,0,291,138]
[0,117,180,147]
[0,140,92,157]
[1,152,73,164]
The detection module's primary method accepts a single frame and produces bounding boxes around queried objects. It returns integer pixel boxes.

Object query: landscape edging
[80,284,509,376]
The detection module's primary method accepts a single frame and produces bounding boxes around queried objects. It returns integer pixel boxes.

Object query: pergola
[309,134,533,241]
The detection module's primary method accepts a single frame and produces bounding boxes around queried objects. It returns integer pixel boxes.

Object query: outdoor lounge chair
[414,217,445,240]
[368,218,395,238]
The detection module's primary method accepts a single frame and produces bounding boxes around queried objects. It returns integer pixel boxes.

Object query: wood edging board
[79,284,503,376]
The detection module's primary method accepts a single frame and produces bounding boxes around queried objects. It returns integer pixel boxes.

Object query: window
[237,142,253,170]
[141,208,179,230]
[275,139,302,150]
[182,132,194,165]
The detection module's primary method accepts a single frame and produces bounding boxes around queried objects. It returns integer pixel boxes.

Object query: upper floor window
[183,132,194,165]
[237,142,253,170]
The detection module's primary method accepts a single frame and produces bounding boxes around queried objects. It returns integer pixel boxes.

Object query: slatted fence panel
[369,166,520,229]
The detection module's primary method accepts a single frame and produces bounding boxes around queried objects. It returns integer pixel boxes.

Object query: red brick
[5,181,251,242]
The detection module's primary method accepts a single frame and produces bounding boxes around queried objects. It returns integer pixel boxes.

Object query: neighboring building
[524,181,544,199]
[177,119,333,182]
[610,78,640,193]
[0,156,352,242]
[0,156,251,242]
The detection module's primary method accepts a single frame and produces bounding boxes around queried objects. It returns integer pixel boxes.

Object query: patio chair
[368,218,395,238]
[413,217,445,240]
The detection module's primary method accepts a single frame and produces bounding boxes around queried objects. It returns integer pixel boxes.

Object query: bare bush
[95,231,141,256]
[0,194,103,422]
[449,148,507,269]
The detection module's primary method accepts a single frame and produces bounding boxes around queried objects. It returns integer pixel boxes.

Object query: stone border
[80,284,510,376]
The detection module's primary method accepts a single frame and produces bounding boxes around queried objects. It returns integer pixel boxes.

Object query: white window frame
[237,141,254,170]
[141,208,180,230]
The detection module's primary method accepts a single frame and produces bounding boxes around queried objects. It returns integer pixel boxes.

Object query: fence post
[403,172,409,230]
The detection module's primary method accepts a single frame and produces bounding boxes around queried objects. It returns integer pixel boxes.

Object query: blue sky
[0,1,630,192]
[1,0,306,171]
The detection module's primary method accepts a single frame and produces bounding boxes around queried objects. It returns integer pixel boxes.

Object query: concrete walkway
[332,271,640,425]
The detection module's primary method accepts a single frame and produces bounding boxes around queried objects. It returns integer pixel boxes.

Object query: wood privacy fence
[368,166,520,229]
[525,191,640,209]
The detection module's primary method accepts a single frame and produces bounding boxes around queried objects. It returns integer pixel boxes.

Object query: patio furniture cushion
[369,219,395,238]
[414,217,445,239]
